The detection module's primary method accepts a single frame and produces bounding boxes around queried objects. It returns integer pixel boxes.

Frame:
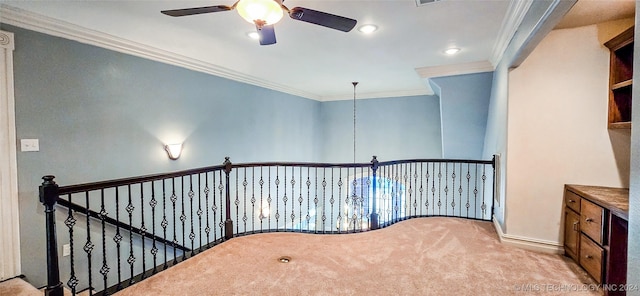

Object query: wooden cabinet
[563,185,629,295]
[605,26,634,129]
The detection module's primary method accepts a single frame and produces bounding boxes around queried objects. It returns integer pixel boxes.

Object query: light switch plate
[20,139,39,152]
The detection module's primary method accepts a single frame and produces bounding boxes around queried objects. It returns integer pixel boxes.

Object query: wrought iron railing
[40,156,495,295]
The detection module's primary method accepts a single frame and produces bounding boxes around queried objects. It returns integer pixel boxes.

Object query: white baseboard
[492,216,564,254]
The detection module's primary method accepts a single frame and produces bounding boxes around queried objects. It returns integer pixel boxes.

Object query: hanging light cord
[352,82,358,164]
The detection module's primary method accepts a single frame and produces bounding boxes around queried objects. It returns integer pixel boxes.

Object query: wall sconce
[164,143,183,160]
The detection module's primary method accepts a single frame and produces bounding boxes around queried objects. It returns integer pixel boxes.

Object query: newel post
[370,156,379,230]
[223,157,234,240]
[39,175,63,296]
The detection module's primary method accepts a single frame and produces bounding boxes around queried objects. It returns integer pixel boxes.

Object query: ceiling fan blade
[257,24,277,45]
[288,7,357,32]
[161,5,232,17]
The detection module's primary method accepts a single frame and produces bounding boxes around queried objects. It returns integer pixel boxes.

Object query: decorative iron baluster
[161,180,168,269]
[275,167,281,230]
[197,173,203,252]
[298,167,303,232]
[290,167,296,231]
[99,189,109,294]
[251,168,256,233]
[424,163,430,215]
[267,168,272,231]
[336,168,342,232]
[139,183,146,279]
[466,164,471,218]
[213,171,219,241]
[242,168,248,233]
[170,178,178,265]
[65,193,78,294]
[204,173,211,246]
[126,185,135,285]
[394,164,400,222]
[283,167,287,230]
[305,167,311,232]
[481,164,487,218]
[235,169,240,233]
[180,177,187,261]
[188,175,195,256]
[437,163,442,215]
[114,188,122,289]
[412,163,418,217]
[313,168,319,233]
[259,167,264,232]
[458,163,463,217]
[451,163,456,216]
[329,169,334,231]
[474,164,479,218]
[150,181,158,274]
[444,163,449,217]
[85,191,94,294]
[419,163,424,216]
[321,168,327,233]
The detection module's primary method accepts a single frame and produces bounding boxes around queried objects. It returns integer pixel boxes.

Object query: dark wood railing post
[39,175,64,296]
[223,157,234,240]
[370,156,379,230]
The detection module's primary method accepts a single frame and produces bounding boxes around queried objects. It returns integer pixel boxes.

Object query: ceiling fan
[161,0,358,46]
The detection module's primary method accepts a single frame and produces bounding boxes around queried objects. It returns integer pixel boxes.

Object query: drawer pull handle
[585,218,594,223]
[585,255,593,259]
[568,199,575,203]
[573,221,579,231]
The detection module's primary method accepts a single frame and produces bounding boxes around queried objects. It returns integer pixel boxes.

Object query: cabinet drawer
[564,190,581,213]
[580,234,603,283]
[581,199,604,244]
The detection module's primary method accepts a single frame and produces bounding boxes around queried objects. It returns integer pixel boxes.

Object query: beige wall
[505,21,632,244]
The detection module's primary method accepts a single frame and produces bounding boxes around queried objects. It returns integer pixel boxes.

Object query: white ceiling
[0,0,635,101]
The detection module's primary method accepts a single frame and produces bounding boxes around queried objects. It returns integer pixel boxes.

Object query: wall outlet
[20,139,39,152]
[62,244,70,257]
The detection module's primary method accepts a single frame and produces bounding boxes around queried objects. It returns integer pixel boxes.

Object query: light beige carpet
[111,217,598,295]
[0,278,41,296]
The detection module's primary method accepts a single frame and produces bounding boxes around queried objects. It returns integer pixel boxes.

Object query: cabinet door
[564,208,580,261]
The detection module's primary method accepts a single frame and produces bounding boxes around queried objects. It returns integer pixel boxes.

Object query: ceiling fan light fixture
[236,0,284,26]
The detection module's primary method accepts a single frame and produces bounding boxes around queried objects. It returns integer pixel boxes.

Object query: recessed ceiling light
[247,32,259,40]
[444,47,460,55]
[358,24,378,34]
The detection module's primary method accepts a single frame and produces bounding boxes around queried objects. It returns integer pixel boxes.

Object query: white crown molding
[415,60,494,80]
[492,216,564,254]
[320,88,431,102]
[489,0,534,67]
[0,4,322,101]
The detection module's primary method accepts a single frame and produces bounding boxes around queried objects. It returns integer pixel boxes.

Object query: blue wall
[320,95,442,163]
[431,72,493,159]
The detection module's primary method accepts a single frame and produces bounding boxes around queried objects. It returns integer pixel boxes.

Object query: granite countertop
[565,184,629,220]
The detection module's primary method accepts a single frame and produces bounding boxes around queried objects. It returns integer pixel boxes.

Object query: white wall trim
[0,4,322,101]
[489,0,534,67]
[492,216,564,254]
[0,29,21,281]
